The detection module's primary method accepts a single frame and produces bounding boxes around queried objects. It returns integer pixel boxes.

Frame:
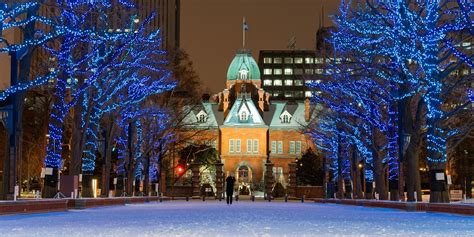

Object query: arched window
[199,114,206,123]
[239,69,249,80]
[241,111,247,121]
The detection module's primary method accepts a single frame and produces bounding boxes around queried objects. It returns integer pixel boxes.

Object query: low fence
[295,186,324,198]
[315,198,474,216]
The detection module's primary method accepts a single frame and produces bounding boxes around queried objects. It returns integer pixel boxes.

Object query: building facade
[258,27,335,101]
[258,50,328,100]
[185,49,315,194]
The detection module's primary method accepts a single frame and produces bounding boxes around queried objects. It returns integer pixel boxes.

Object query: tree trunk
[406,139,420,202]
[374,155,387,200]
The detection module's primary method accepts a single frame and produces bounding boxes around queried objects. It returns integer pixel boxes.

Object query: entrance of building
[237,166,252,195]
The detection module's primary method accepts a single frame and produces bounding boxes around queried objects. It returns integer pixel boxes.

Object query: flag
[243,20,249,31]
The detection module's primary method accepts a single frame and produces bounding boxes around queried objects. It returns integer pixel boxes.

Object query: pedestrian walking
[226,173,236,205]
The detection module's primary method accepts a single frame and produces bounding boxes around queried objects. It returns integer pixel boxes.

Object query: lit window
[294,80,303,86]
[315,58,323,64]
[264,57,272,64]
[236,139,241,153]
[305,69,314,75]
[296,141,302,154]
[263,69,272,75]
[271,141,277,154]
[253,139,259,153]
[294,68,303,75]
[284,79,293,86]
[289,141,295,154]
[247,139,252,153]
[305,91,312,97]
[274,57,282,64]
[274,80,283,86]
[282,115,291,123]
[229,139,234,153]
[284,68,293,75]
[240,111,247,121]
[273,91,281,97]
[285,91,294,98]
[294,57,303,64]
[315,69,323,74]
[284,57,293,64]
[263,80,272,86]
[199,114,206,123]
[305,57,314,64]
[277,141,283,154]
[274,68,282,75]
[305,80,313,85]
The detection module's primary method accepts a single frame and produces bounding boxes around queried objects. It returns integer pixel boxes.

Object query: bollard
[301,195,305,203]
[251,195,255,202]
[186,196,189,202]
[202,196,205,202]
[159,196,163,203]
[236,195,239,202]
[268,194,271,202]
[285,194,288,203]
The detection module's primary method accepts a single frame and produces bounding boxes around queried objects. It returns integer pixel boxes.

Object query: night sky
[181,0,340,94]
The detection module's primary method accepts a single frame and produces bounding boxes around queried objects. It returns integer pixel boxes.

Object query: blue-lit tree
[32,0,175,197]
[323,0,472,203]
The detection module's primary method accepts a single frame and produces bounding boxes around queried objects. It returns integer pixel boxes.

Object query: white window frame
[263,57,272,64]
[247,139,252,153]
[273,79,283,86]
[236,139,241,153]
[253,139,259,153]
[274,68,282,75]
[263,79,272,86]
[277,141,283,154]
[296,141,302,154]
[271,141,277,154]
[289,141,295,154]
[229,139,234,153]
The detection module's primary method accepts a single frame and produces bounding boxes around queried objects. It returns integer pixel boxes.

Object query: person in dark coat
[225,174,236,205]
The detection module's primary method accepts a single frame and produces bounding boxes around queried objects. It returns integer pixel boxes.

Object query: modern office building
[257,50,327,100]
[133,0,180,50]
[258,27,334,101]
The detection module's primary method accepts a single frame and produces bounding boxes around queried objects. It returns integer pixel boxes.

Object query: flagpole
[243,17,245,49]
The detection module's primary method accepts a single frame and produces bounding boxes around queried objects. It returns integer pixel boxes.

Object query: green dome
[226,49,261,81]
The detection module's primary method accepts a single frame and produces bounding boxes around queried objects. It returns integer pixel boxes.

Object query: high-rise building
[258,27,333,101]
[258,50,327,101]
[133,0,180,50]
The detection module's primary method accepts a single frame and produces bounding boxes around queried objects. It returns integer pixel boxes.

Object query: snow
[0,201,473,236]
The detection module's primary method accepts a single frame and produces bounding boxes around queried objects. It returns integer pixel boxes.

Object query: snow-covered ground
[0,201,473,237]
